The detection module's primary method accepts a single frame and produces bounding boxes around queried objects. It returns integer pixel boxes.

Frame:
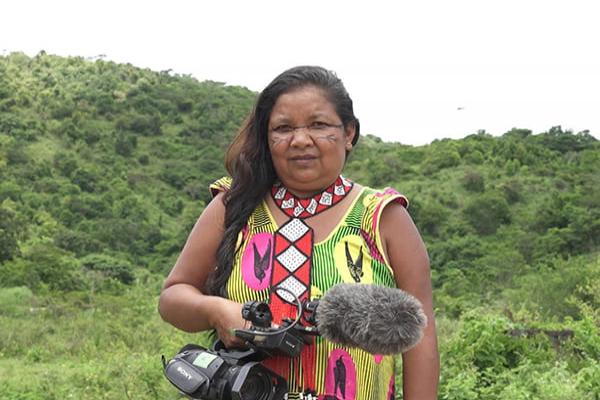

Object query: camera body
[163,298,319,400]
[163,343,287,400]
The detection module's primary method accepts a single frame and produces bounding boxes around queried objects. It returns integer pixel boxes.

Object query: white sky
[2,0,599,145]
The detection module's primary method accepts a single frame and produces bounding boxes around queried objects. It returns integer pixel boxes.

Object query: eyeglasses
[269,122,344,140]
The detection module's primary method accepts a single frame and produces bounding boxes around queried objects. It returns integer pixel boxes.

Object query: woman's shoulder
[357,182,409,210]
[347,181,410,244]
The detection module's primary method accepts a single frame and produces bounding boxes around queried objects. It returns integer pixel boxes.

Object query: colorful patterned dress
[210,177,408,400]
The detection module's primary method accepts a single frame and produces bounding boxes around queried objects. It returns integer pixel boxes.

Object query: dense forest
[1,52,599,399]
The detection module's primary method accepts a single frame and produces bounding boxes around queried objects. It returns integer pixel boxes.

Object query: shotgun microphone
[314,283,427,355]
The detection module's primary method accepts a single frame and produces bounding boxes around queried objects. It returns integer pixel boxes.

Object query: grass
[0,284,209,399]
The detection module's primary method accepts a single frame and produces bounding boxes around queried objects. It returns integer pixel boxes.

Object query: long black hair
[205,66,360,297]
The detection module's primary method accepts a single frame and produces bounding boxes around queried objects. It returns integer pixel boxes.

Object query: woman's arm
[158,192,246,348]
[380,202,440,400]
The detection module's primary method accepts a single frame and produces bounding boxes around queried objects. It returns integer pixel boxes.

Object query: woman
[159,66,439,399]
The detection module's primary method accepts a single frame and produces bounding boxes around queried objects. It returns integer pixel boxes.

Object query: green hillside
[1,52,599,399]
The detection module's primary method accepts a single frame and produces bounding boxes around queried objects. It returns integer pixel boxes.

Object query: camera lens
[239,370,271,400]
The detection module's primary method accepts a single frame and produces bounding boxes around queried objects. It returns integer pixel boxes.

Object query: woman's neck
[277,176,342,199]
[285,188,324,199]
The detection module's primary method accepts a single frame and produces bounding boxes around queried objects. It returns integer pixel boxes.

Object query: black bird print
[333,356,347,398]
[345,241,364,283]
[253,240,271,283]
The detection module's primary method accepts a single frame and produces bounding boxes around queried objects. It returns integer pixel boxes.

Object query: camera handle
[230,288,322,358]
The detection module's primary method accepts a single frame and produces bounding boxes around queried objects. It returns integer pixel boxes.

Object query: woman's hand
[210,297,248,349]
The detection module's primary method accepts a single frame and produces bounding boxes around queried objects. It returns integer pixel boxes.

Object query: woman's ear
[344,123,356,150]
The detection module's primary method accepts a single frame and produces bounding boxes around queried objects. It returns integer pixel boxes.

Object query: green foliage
[114,131,137,156]
[536,126,597,153]
[500,179,521,204]
[409,197,451,237]
[423,143,461,173]
[437,311,600,400]
[0,283,211,399]
[0,242,83,291]
[461,170,485,193]
[0,286,34,316]
[0,201,23,262]
[464,191,511,235]
[504,256,600,319]
[0,51,254,281]
[116,112,162,136]
[80,253,136,285]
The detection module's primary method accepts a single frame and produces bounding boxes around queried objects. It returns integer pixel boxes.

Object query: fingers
[210,298,247,348]
[218,328,246,349]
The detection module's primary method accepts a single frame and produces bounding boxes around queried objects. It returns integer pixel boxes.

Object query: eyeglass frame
[268,122,345,139]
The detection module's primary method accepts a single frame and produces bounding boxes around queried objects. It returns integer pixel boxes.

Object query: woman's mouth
[291,154,317,161]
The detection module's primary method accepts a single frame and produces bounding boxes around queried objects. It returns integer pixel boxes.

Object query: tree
[114,132,137,156]
[0,203,22,262]
[0,242,82,291]
[80,253,135,285]
[464,192,511,235]
[462,170,485,193]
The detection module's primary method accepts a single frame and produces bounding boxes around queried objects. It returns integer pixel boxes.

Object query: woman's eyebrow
[310,111,337,120]
[269,116,291,125]
[269,111,334,124]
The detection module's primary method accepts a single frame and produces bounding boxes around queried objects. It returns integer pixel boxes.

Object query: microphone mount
[233,288,319,359]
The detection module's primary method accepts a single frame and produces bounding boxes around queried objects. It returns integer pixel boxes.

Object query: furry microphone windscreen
[316,283,428,355]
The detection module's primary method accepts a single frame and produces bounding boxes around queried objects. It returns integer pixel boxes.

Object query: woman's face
[267,85,355,197]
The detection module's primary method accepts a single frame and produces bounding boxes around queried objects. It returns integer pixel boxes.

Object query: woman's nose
[289,127,314,148]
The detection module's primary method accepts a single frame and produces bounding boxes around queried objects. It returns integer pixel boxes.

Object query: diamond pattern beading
[274,187,286,200]
[293,204,304,217]
[306,199,318,214]
[276,276,307,303]
[277,245,307,272]
[319,192,332,205]
[279,218,309,242]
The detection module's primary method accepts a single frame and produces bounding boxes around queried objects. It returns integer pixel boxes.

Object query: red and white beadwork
[269,176,353,313]
[271,176,353,219]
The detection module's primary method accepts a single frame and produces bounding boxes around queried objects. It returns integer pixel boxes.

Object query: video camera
[163,290,318,400]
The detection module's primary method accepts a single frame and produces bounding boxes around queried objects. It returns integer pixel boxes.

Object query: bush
[462,170,485,192]
[0,203,22,262]
[423,146,461,173]
[464,192,511,235]
[409,197,450,237]
[80,254,135,285]
[116,113,161,136]
[0,242,83,291]
[115,132,137,156]
[54,228,103,256]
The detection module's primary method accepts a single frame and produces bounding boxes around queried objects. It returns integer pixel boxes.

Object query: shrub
[80,254,135,285]
[0,242,83,291]
[464,192,511,235]
[462,170,485,192]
